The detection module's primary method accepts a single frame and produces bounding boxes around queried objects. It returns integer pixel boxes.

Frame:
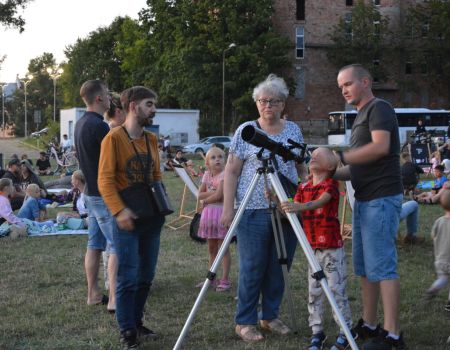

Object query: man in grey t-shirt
[334,64,406,350]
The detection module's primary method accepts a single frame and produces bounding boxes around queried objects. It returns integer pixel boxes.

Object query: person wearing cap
[1,158,25,210]
[36,152,52,176]
[20,159,47,198]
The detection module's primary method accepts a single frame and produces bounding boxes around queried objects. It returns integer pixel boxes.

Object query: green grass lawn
[1,170,449,349]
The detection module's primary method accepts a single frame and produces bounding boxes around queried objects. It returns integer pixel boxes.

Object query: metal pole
[53,78,56,122]
[221,50,225,136]
[1,86,4,138]
[24,82,27,137]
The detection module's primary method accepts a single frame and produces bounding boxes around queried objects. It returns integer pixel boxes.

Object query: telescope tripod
[173,160,358,350]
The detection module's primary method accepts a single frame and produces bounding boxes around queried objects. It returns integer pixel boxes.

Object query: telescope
[241,124,308,163]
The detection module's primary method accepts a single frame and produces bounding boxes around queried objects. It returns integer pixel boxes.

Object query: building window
[373,59,380,83]
[296,27,305,59]
[295,66,305,99]
[346,0,353,5]
[296,0,305,20]
[373,20,380,36]
[405,62,412,75]
[345,13,353,41]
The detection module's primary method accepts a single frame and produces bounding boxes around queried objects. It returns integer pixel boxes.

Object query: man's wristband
[337,150,346,165]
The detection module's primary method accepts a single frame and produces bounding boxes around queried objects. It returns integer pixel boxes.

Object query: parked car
[182,136,232,154]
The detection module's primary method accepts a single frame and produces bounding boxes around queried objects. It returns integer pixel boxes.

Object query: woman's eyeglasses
[257,99,283,107]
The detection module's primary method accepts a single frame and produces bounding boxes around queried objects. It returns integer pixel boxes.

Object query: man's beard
[137,107,154,127]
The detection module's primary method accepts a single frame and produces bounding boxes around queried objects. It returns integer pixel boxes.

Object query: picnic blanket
[417,180,434,190]
[0,219,88,238]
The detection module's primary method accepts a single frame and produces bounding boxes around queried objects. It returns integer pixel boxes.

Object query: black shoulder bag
[254,120,298,199]
[118,127,173,221]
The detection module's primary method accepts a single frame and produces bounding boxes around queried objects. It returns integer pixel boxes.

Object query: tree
[10,53,59,136]
[62,17,130,106]
[119,0,292,135]
[327,0,392,82]
[403,0,450,101]
[0,0,33,32]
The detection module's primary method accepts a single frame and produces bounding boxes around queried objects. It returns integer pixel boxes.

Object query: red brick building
[272,0,449,141]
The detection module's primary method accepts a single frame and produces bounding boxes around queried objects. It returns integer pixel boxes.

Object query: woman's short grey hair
[252,74,289,102]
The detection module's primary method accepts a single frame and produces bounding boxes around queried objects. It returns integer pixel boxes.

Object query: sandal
[216,279,231,292]
[260,318,291,335]
[235,325,264,343]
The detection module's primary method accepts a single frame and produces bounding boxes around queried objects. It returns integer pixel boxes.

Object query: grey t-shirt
[349,98,403,201]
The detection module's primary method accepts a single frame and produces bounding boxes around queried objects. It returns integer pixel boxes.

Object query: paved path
[0,137,41,166]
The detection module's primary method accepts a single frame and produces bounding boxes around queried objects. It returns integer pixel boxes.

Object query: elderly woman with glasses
[221,74,307,343]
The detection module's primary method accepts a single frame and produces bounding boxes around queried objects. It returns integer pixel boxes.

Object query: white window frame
[295,27,305,59]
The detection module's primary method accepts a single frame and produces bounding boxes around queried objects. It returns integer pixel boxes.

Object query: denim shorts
[85,195,116,254]
[352,194,402,282]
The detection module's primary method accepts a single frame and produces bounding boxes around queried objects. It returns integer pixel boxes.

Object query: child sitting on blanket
[56,170,88,229]
[0,178,53,237]
[280,147,353,350]
[416,165,448,204]
[17,184,48,221]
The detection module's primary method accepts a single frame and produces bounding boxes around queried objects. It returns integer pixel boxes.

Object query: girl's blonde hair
[0,178,13,192]
[205,146,226,168]
[72,170,86,185]
[25,183,40,199]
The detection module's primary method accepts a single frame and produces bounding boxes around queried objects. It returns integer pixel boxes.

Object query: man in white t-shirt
[61,134,73,153]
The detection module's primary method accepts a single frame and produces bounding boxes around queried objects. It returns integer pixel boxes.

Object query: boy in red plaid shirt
[281,147,353,350]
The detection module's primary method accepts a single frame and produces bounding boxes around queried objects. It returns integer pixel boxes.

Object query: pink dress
[198,170,227,239]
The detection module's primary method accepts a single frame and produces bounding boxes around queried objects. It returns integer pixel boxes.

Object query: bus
[328,108,450,146]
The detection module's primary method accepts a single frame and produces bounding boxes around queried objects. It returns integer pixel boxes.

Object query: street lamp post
[46,67,64,122]
[22,74,34,137]
[222,43,236,135]
[1,84,7,138]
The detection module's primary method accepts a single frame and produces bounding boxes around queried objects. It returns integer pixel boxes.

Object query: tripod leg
[268,172,359,350]
[173,171,262,350]
[268,207,298,333]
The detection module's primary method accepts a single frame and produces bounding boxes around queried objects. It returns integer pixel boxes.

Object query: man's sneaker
[308,331,327,350]
[330,331,358,350]
[352,318,379,341]
[137,325,159,342]
[362,329,407,350]
[444,301,450,311]
[120,329,139,350]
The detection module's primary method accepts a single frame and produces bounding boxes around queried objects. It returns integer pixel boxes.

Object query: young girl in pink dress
[197,147,231,292]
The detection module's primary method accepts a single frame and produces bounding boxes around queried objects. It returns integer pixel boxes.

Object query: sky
[0,0,148,83]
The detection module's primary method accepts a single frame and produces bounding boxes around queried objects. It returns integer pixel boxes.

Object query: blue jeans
[235,209,297,325]
[114,216,165,332]
[352,194,402,282]
[400,200,418,236]
[85,195,116,253]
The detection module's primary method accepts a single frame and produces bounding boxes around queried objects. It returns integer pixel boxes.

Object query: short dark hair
[80,80,107,105]
[8,158,20,167]
[40,151,46,156]
[435,165,445,172]
[121,86,157,112]
[339,63,373,82]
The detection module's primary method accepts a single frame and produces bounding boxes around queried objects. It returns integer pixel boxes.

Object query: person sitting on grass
[36,151,52,176]
[401,152,423,198]
[416,165,448,204]
[20,159,47,198]
[185,159,204,178]
[423,189,450,312]
[0,178,53,235]
[280,147,354,350]
[21,153,33,166]
[17,184,48,221]
[55,170,88,229]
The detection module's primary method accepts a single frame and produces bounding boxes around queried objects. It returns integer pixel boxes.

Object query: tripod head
[242,124,310,164]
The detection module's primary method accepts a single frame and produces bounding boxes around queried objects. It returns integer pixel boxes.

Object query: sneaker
[444,301,450,311]
[259,318,291,335]
[308,331,327,350]
[137,325,158,341]
[362,329,407,350]
[352,318,379,341]
[120,330,139,350]
[330,332,357,350]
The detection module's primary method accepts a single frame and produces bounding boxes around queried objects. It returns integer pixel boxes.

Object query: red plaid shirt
[293,178,343,249]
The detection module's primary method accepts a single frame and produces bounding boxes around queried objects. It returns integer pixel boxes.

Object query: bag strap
[121,126,152,183]
[253,119,281,171]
